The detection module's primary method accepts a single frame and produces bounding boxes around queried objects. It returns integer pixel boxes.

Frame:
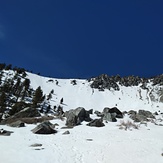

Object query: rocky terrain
[0,65,163,163]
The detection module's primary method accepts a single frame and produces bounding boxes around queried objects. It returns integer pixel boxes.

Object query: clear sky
[0,0,162,78]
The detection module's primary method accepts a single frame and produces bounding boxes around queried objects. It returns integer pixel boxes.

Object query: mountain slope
[0,70,163,163]
[26,72,163,112]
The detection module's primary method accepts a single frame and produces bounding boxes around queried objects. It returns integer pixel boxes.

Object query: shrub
[117,120,139,130]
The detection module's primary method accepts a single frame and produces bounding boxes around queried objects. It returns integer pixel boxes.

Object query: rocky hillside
[0,64,163,122]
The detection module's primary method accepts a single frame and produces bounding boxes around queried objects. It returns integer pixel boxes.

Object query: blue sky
[0,0,162,78]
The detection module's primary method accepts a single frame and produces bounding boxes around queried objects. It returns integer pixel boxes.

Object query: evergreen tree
[5,64,12,70]
[21,78,30,100]
[32,86,44,108]
[0,92,6,113]
[0,63,6,70]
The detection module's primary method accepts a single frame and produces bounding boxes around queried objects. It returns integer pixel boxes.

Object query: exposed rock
[62,130,70,135]
[129,110,155,122]
[1,107,41,124]
[0,129,14,136]
[65,111,78,127]
[94,110,103,117]
[87,118,105,127]
[134,114,148,122]
[31,121,57,134]
[30,143,42,147]
[86,139,93,141]
[8,120,25,127]
[61,126,74,129]
[90,74,120,91]
[138,110,155,119]
[65,107,92,127]
[102,107,123,122]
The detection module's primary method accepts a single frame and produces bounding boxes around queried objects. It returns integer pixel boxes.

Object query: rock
[0,129,14,136]
[65,111,78,127]
[108,107,123,118]
[87,119,105,127]
[103,112,117,122]
[128,110,137,115]
[8,120,25,127]
[31,121,57,134]
[154,112,159,115]
[138,110,155,119]
[129,110,155,122]
[94,110,103,117]
[102,107,123,122]
[65,107,92,127]
[11,107,41,119]
[1,107,41,124]
[134,114,148,122]
[30,143,42,147]
[62,130,70,135]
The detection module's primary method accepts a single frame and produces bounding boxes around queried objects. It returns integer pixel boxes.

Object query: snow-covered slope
[0,71,163,163]
[27,72,163,112]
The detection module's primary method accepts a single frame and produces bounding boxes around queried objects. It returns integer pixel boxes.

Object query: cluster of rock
[128,110,155,122]
[151,74,163,86]
[64,107,93,127]
[89,74,163,91]
[90,74,120,91]
[65,107,124,127]
[0,105,161,136]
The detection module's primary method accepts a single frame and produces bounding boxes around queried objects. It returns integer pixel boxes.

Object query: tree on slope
[0,92,7,113]
[32,86,44,108]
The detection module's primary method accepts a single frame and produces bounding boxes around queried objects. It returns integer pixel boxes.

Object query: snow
[1,118,163,163]
[0,71,163,163]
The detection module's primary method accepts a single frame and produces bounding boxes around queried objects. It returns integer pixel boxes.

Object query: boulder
[102,107,123,122]
[1,107,41,124]
[65,111,78,127]
[87,119,105,127]
[138,110,155,119]
[31,121,57,134]
[103,112,117,122]
[94,110,103,117]
[62,130,70,135]
[8,120,25,127]
[129,110,155,122]
[10,107,41,119]
[65,107,92,127]
[0,129,14,136]
[107,107,123,118]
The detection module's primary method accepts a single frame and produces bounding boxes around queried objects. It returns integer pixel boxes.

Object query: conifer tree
[32,86,44,108]
[0,92,6,113]
[21,78,30,100]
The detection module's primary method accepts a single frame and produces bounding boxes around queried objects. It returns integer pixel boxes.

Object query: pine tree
[0,63,6,70]
[5,64,12,70]
[0,92,7,113]
[32,86,44,108]
[21,78,30,100]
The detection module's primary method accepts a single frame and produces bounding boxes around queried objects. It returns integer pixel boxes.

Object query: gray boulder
[102,107,122,122]
[62,130,70,135]
[1,107,41,124]
[129,110,155,122]
[65,111,78,127]
[8,120,25,127]
[31,121,57,134]
[138,110,155,119]
[94,110,103,117]
[65,107,92,127]
[87,119,105,127]
[0,129,14,136]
